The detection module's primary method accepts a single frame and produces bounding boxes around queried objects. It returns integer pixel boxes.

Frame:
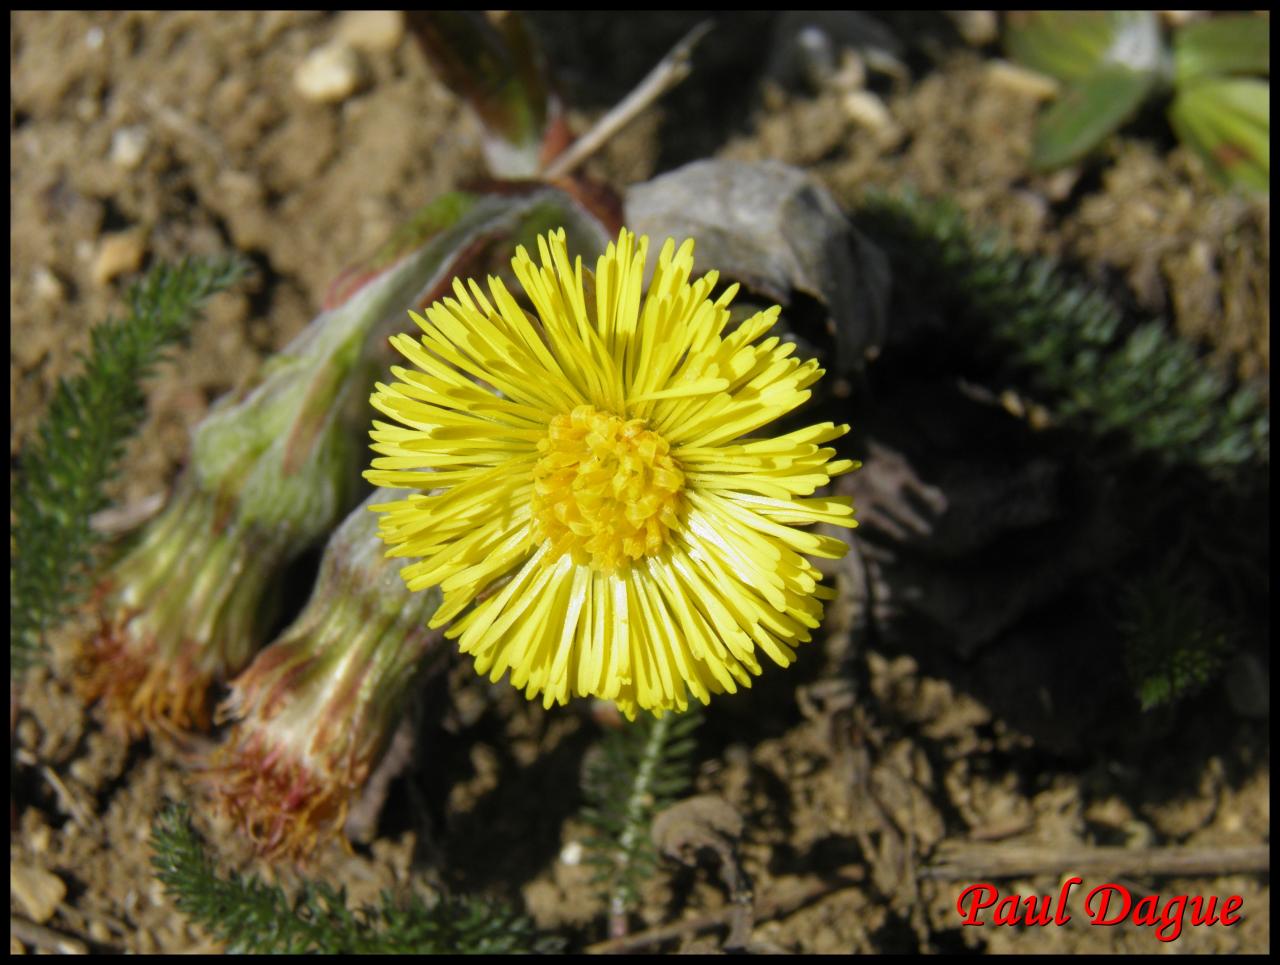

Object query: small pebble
[1042,166,1081,202]
[294,43,362,103]
[10,864,66,924]
[842,90,902,146]
[32,266,64,303]
[75,95,100,122]
[1224,651,1269,719]
[558,840,584,866]
[336,10,405,53]
[831,49,866,93]
[1160,10,1204,28]
[986,59,1061,101]
[27,820,53,856]
[949,10,999,46]
[109,125,149,170]
[135,928,158,954]
[92,229,147,286]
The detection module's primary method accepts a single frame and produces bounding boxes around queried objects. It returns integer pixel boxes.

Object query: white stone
[985,59,1061,101]
[91,229,147,286]
[558,840,584,866]
[336,10,405,53]
[10,865,66,924]
[32,266,64,303]
[842,90,902,146]
[949,10,998,46]
[109,125,149,170]
[294,43,362,104]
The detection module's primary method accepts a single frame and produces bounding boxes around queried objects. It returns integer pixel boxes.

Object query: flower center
[532,405,685,574]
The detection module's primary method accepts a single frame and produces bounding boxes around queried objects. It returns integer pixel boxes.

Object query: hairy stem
[607,712,674,939]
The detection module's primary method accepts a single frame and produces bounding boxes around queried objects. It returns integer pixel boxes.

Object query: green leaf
[1174,14,1270,84]
[1007,11,1161,83]
[1169,77,1270,193]
[1032,64,1158,170]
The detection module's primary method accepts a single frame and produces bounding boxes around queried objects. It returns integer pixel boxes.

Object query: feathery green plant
[10,256,248,676]
[1118,569,1233,710]
[855,190,1269,477]
[150,803,556,954]
[580,707,703,934]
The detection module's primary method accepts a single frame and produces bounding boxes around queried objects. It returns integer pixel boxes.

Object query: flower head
[205,489,444,862]
[80,481,296,738]
[365,228,858,718]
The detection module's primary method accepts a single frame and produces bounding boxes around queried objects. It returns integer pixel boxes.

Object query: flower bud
[204,489,444,861]
[79,186,612,737]
[80,230,446,736]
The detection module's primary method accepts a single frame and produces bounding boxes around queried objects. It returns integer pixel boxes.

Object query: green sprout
[10,255,248,677]
[855,189,1269,477]
[1118,569,1233,711]
[150,803,556,954]
[1006,12,1269,193]
[205,490,445,863]
[580,707,703,937]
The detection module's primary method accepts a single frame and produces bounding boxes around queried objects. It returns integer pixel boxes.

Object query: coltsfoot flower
[77,206,486,738]
[365,227,858,718]
[206,489,444,862]
[78,286,370,738]
[82,481,304,738]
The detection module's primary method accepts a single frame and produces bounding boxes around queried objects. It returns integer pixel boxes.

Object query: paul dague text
[955,877,1243,942]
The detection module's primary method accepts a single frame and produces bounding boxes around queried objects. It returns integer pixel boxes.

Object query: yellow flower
[364,227,858,718]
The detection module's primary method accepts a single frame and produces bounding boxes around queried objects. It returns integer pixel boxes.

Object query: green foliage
[9,256,248,676]
[150,803,556,954]
[1169,76,1270,195]
[1173,15,1271,84]
[1031,64,1157,171]
[855,190,1269,476]
[1005,11,1158,85]
[1006,12,1270,193]
[1119,570,1233,711]
[580,707,703,923]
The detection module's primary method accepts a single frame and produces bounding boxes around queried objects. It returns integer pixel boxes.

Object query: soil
[10,11,1269,955]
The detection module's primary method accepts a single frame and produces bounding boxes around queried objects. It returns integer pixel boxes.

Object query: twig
[541,21,713,181]
[9,916,90,954]
[586,864,865,954]
[89,491,166,535]
[141,92,227,163]
[923,841,1271,881]
[15,749,96,834]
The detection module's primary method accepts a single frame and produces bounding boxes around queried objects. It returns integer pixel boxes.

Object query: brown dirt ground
[11,11,1269,954]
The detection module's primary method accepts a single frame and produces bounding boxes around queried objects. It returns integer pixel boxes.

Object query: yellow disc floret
[532,404,684,573]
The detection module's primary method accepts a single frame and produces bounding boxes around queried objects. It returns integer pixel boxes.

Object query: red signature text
[956,878,1244,942]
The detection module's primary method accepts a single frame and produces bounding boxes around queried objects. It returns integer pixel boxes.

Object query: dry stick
[923,842,1271,881]
[89,491,166,535]
[14,749,96,834]
[9,916,91,955]
[541,20,714,181]
[586,865,866,954]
